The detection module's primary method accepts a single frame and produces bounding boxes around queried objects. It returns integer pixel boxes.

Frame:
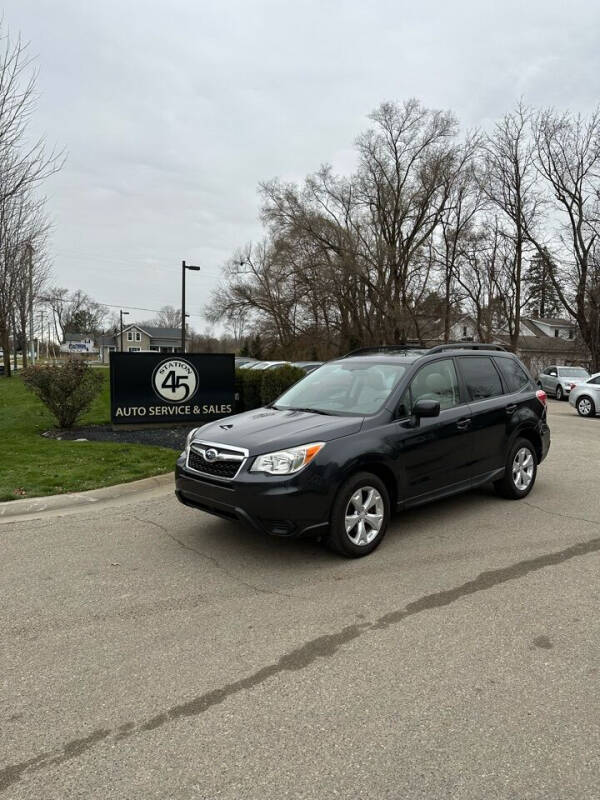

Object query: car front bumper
[175,454,332,538]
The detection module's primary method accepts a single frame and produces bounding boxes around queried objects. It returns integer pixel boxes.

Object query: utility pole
[181,260,200,353]
[25,242,35,365]
[120,310,129,353]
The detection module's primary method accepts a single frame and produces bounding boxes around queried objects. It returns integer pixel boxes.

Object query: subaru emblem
[204,448,218,462]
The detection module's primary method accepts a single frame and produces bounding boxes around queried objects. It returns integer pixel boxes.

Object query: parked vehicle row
[178,344,550,558]
[235,357,323,373]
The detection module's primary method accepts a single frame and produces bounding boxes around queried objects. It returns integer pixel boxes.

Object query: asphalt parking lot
[1,401,599,799]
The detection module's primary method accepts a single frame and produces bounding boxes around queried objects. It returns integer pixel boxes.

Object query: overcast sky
[4,0,600,330]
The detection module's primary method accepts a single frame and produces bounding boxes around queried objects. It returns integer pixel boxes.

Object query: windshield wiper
[280,406,335,415]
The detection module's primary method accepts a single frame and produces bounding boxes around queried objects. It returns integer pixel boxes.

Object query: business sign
[110,352,235,425]
[61,340,97,353]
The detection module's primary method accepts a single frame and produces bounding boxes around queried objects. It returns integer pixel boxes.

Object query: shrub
[260,365,305,406]
[235,367,263,411]
[21,359,104,429]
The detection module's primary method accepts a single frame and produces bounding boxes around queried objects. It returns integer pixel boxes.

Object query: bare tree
[479,102,540,349]
[0,25,63,375]
[528,109,600,369]
[43,287,106,341]
[153,305,182,328]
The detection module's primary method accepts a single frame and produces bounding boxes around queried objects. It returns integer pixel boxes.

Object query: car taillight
[536,389,547,406]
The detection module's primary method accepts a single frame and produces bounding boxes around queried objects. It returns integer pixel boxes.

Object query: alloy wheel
[556,386,563,400]
[512,447,534,491]
[578,397,593,416]
[344,486,384,546]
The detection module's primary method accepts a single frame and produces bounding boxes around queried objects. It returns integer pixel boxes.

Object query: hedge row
[235,365,306,412]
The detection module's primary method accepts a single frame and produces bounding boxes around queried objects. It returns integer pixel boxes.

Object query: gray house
[99,324,189,363]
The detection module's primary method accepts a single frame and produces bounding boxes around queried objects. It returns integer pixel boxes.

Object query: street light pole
[120,310,129,353]
[181,260,200,353]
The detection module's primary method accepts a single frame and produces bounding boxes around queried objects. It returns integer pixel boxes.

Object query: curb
[0,472,174,523]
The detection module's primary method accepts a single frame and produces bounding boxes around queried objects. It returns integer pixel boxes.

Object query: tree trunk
[1,325,11,377]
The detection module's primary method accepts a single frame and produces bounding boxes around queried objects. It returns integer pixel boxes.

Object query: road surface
[1,401,599,799]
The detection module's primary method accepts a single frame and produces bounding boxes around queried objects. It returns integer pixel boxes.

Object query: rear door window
[458,356,503,401]
[493,357,534,393]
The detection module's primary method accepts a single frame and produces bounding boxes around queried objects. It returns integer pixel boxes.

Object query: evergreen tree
[524,251,563,318]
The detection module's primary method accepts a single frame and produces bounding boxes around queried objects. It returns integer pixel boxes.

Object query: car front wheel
[325,472,390,557]
[576,395,596,417]
[494,438,538,499]
[556,385,563,401]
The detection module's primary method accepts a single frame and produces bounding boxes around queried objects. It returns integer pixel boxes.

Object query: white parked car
[568,373,600,417]
[537,365,590,400]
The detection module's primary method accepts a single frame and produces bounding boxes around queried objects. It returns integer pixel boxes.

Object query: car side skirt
[398,467,505,510]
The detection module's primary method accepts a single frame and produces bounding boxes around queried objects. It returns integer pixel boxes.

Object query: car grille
[187,443,246,480]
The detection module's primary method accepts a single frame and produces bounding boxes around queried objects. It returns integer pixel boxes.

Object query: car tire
[325,472,390,558]
[555,386,563,401]
[576,395,596,417]
[494,438,538,500]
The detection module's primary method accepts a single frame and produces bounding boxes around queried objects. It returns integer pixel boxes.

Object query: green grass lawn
[0,373,176,502]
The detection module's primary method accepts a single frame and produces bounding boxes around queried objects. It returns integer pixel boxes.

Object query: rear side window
[494,357,534,393]
[458,356,503,401]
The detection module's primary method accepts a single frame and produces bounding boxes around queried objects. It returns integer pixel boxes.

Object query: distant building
[519,316,577,340]
[99,324,190,363]
[495,317,588,374]
[60,333,98,354]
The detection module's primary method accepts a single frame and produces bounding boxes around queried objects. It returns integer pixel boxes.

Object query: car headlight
[250,442,325,475]
[184,427,199,453]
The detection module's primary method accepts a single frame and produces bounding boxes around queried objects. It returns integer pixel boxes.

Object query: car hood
[190,408,363,455]
[562,377,588,385]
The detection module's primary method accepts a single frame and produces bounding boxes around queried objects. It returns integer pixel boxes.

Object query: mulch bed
[42,425,188,451]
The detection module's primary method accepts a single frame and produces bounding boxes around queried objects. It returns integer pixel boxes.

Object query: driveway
[1,401,599,799]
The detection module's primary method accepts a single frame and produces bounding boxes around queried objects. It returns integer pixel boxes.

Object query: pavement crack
[522,499,600,529]
[4,530,600,793]
[131,514,302,601]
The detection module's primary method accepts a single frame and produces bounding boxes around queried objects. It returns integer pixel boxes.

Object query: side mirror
[413,398,441,421]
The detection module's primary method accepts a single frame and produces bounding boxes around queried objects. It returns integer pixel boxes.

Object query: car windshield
[559,368,589,377]
[273,361,407,415]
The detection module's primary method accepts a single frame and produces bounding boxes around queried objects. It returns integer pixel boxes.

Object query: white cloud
[4,0,600,328]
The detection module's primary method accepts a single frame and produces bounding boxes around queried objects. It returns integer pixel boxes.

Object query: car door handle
[456,418,472,431]
[505,404,517,415]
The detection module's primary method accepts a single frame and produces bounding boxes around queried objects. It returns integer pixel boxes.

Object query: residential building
[99,324,189,363]
[495,317,588,374]
[520,316,577,340]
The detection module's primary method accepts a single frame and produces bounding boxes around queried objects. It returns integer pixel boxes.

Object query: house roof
[520,319,546,337]
[119,324,183,340]
[498,335,585,354]
[522,316,574,327]
[143,326,182,339]
[101,325,185,344]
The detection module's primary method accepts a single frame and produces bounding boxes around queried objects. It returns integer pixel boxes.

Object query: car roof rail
[427,342,507,354]
[342,344,428,358]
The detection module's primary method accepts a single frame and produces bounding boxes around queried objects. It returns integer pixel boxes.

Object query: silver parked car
[569,372,600,417]
[537,365,590,400]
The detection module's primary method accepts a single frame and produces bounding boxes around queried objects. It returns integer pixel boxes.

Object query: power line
[52,249,224,277]
[41,296,207,319]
